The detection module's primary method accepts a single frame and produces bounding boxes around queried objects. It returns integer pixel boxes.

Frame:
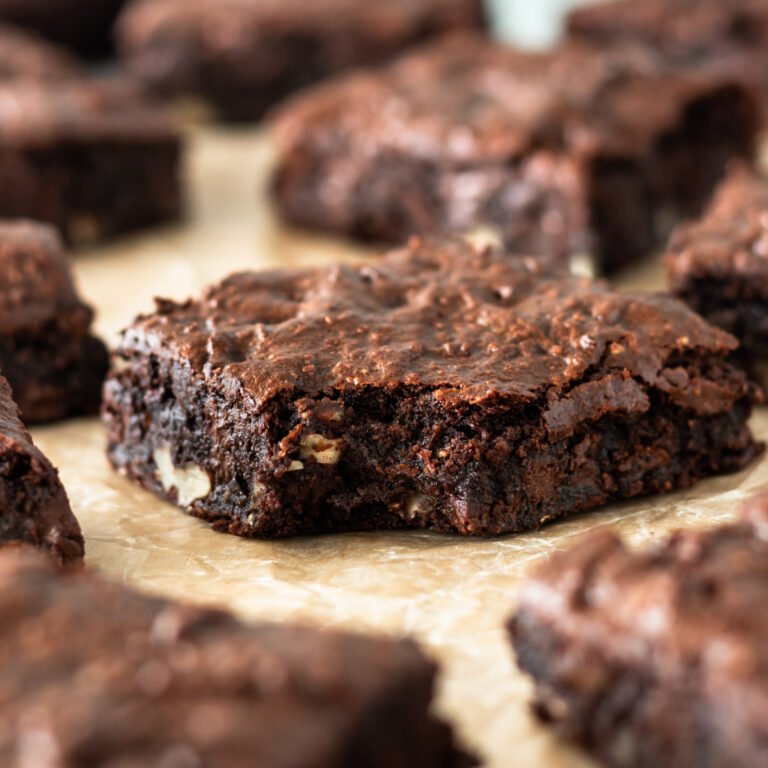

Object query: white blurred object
[488,0,594,49]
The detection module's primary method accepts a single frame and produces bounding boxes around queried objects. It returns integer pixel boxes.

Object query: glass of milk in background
[488,0,594,48]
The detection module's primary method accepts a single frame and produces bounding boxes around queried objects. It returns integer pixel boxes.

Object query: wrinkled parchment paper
[30,127,768,768]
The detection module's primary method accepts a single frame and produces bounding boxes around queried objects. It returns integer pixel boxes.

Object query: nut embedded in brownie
[0,221,108,424]
[116,0,488,122]
[0,78,183,246]
[0,547,474,767]
[509,494,768,768]
[0,376,83,566]
[271,36,761,274]
[666,164,768,380]
[103,237,761,540]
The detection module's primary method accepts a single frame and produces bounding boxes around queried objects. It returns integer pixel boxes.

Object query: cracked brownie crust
[509,496,768,768]
[117,0,487,122]
[272,36,760,272]
[103,238,761,539]
[0,221,108,423]
[0,377,83,565]
[0,548,472,767]
[666,165,768,378]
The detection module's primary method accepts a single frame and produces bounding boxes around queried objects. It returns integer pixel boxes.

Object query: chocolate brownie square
[0,221,108,423]
[102,237,761,539]
[666,165,768,379]
[0,23,81,81]
[116,0,487,122]
[272,36,761,273]
[0,547,473,767]
[567,0,768,101]
[0,0,127,57]
[0,78,182,246]
[509,495,768,768]
[0,376,83,565]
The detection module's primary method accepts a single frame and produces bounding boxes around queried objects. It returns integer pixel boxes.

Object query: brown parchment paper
[29,126,768,768]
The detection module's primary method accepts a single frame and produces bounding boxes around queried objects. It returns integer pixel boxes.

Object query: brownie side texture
[508,500,768,768]
[0,221,109,423]
[0,377,83,565]
[0,79,182,246]
[102,238,761,540]
[666,165,768,376]
[116,0,487,122]
[0,0,127,57]
[0,547,473,767]
[0,23,81,81]
[271,36,760,273]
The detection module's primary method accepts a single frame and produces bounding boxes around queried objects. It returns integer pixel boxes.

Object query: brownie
[0,78,182,246]
[102,237,761,539]
[508,496,768,768]
[0,23,81,81]
[271,36,761,274]
[0,0,127,57]
[116,0,487,122]
[0,376,83,565]
[0,221,108,423]
[0,547,472,767]
[666,165,768,380]
[567,0,768,101]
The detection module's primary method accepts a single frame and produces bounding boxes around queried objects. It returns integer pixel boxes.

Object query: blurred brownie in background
[0,23,81,81]
[0,78,182,247]
[567,0,768,103]
[272,35,761,273]
[0,377,84,566]
[0,221,108,423]
[0,0,126,57]
[666,165,768,381]
[509,495,768,768]
[116,0,487,122]
[0,547,473,767]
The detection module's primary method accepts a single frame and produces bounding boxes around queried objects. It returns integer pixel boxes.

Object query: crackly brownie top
[0,548,446,766]
[0,376,83,565]
[272,34,747,165]
[0,77,180,146]
[0,23,80,81]
[666,166,768,289]
[567,0,768,54]
[119,0,484,45]
[0,220,93,333]
[118,238,743,414]
[516,503,768,701]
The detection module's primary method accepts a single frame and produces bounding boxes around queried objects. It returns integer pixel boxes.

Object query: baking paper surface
[30,127,768,768]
